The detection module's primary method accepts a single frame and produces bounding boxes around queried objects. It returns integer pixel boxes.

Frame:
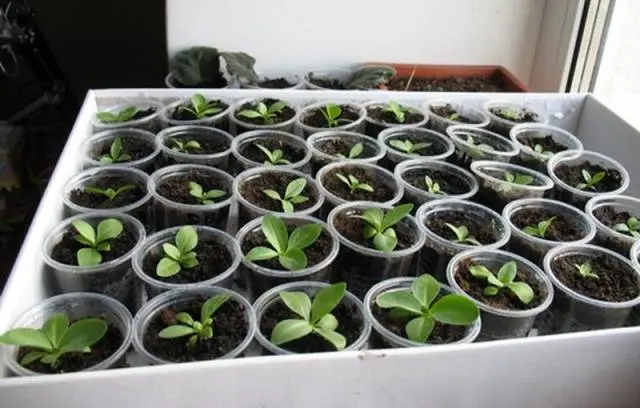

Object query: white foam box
[1,89,640,408]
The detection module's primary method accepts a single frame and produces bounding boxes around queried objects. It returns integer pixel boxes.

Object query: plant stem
[404,66,417,92]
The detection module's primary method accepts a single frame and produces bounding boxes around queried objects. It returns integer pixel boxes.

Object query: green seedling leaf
[156,226,199,278]
[574,262,599,280]
[355,204,413,252]
[280,291,312,321]
[100,137,132,164]
[388,139,431,155]
[523,216,556,239]
[613,216,640,238]
[383,101,411,123]
[335,172,375,194]
[264,178,309,213]
[577,169,606,190]
[72,218,123,266]
[254,143,292,165]
[238,100,288,125]
[424,176,445,195]
[96,106,139,124]
[504,171,534,186]
[469,262,534,305]
[320,104,351,128]
[84,184,136,200]
[444,223,481,246]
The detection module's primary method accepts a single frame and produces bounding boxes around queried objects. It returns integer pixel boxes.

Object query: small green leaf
[77,248,102,266]
[282,201,294,213]
[284,178,307,200]
[591,171,605,184]
[271,319,313,346]
[326,104,342,121]
[96,111,118,123]
[268,100,288,114]
[405,316,435,343]
[42,313,69,349]
[360,208,384,231]
[20,351,49,366]
[279,291,312,321]
[176,226,198,254]
[158,325,197,339]
[381,204,414,231]
[110,137,123,160]
[204,190,226,200]
[376,290,423,315]
[373,230,397,252]
[238,110,264,119]
[162,243,181,261]
[389,139,410,152]
[175,312,194,326]
[201,293,231,322]
[262,214,288,254]
[263,189,282,201]
[497,261,518,284]
[244,246,279,262]
[357,183,374,193]
[411,274,440,308]
[430,294,479,325]
[59,318,108,353]
[316,313,339,331]
[0,328,53,351]
[279,248,307,270]
[314,327,346,351]
[191,94,206,110]
[96,219,123,242]
[72,220,96,245]
[310,282,346,324]
[288,224,323,250]
[505,281,534,304]
[349,143,363,158]
[504,171,515,183]
[189,181,204,198]
[468,265,503,287]
[156,257,181,277]
[289,195,309,204]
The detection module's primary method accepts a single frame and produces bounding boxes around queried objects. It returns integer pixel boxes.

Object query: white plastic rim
[132,287,256,364]
[631,239,640,267]
[470,160,554,192]
[422,100,491,128]
[510,123,584,163]
[82,128,161,169]
[158,98,232,127]
[543,243,640,309]
[363,277,482,347]
[378,127,455,162]
[446,125,519,159]
[483,100,550,127]
[229,97,299,131]
[362,100,429,129]
[327,201,426,259]
[297,101,367,135]
[252,280,371,355]
[91,100,164,130]
[586,195,640,248]
[164,72,235,89]
[307,130,387,164]
[447,248,555,318]
[394,159,479,201]
[242,71,304,89]
[302,67,352,90]
[156,125,234,163]
[231,130,312,170]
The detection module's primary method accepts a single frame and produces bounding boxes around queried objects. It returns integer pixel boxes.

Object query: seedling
[576,169,606,191]
[388,139,431,155]
[72,218,123,266]
[96,106,139,124]
[263,178,309,213]
[424,176,445,195]
[533,144,554,158]
[336,143,363,159]
[445,223,481,246]
[447,112,461,121]
[613,216,640,238]
[158,293,231,348]
[376,274,479,343]
[355,203,413,252]
[574,262,599,280]
[383,101,411,123]
[99,137,132,164]
[0,313,107,368]
[522,216,556,239]
[335,173,374,194]
[270,282,347,351]
[244,214,323,270]
[156,225,199,277]
[465,135,495,152]
[468,261,534,304]
[238,100,287,125]
[170,138,201,153]
[84,184,135,201]
[189,181,226,205]
[320,104,352,128]
[494,108,521,121]
[254,143,291,166]
[504,171,534,185]
[181,94,223,119]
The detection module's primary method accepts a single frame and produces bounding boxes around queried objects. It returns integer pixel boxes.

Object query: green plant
[468,261,534,304]
[189,181,226,205]
[156,226,199,277]
[613,216,640,238]
[388,139,431,155]
[263,178,309,213]
[576,169,606,191]
[345,66,395,90]
[96,106,139,124]
[504,171,534,185]
[170,138,201,153]
[447,112,461,121]
[574,262,599,280]
[84,184,136,201]
[355,203,413,252]
[244,214,323,270]
[375,274,479,343]
[465,135,495,153]
[494,108,521,121]
[0,313,107,368]
[170,47,258,86]
[180,94,223,119]
[270,282,347,351]
[72,218,123,266]
[424,176,445,195]
[445,223,481,246]
[254,143,291,166]
[99,137,132,164]
[336,143,363,159]
[383,101,411,123]
[320,104,352,128]
[533,144,554,158]
[158,293,231,348]
[238,100,287,125]
[335,173,374,194]
[522,216,556,239]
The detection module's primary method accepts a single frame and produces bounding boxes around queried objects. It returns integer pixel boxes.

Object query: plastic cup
[362,101,429,138]
[483,100,549,136]
[91,100,164,133]
[231,130,312,174]
[446,125,519,169]
[81,128,161,174]
[156,125,234,171]
[510,123,583,173]
[378,127,455,170]
[242,71,304,89]
[306,130,387,176]
[585,195,640,256]
[423,100,490,135]
[302,68,352,90]
[158,97,232,130]
[296,101,367,139]
[230,97,299,134]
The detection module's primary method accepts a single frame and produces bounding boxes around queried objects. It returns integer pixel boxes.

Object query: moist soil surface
[511,208,585,241]
[19,319,123,373]
[402,169,471,195]
[257,78,295,89]
[315,138,376,158]
[430,105,478,124]
[386,134,448,157]
[302,105,361,129]
[164,134,231,155]
[173,74,228,89]
[51,225,137,265]
[519,135,568,154]
[554,161,623,193]
[424,211,500,245]
[69,176,146,209]
[367,106,424,125]
[234,98,296,125]
[143,238,233,284]
[333,211,415,251]
[593,206,633,230]
[157,170,230,205]
[240,137,306,165]
[551,253,639,302]
[260,300,362,353]
[307,74,345,90]
[92,136,154,163]
[386,75,507,92]
[490,107,540,123]
[170,100,229,121]
[239,172,317,212]
[322,167,396,202]
[144,297,247,362]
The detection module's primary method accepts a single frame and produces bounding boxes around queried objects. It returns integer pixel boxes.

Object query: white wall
[166,0,545,85]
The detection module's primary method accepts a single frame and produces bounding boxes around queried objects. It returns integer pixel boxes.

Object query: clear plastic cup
[296,101,367,139]
[132,287,256,364]
[42,211,146,307]
[2,293,133,376]
[363,277,481,348]
[470,160,554,212]
[510,123,583,173]
[252,281,371,355]
[543,243,640,332]
[447,248,554,340]
[378,127,455,170]
[306,130,387,176]
[156,125,234,171]
[483,100,549,136]
[229,97,299,134]
[416,199,511,280]
[132,225,241,297]
[395,159,479,208]
[233,167,324,227]
[547,150,630,210]
[362,101,429,138]
[81,128,161,173]
[242,71,304,89]
[503,198,596,265]
[585,195,640,256]
[231,130,312,174]
[302,68,352,90]
[236,215,339,299]
[148,164,234,230]
[446,125,519,169]
[327,201,426,298]
[422,100,490,135]
[158,97,232,130]
[91,100,165,133]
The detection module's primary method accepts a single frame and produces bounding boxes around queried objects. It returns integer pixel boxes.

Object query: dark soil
[511,208,586,241]
[386,134,448,156]
[307,74,345,90]
[302,105,361,129]
[143,297,248,362]
[367,106,424,125]
[156,170,230,205]
[593,206,632,230]
[239,137,306,165]
[315,138,377,158]
[430,105,478,124]
[402,169,470,195]
[519,135,568,154]
[130,108,156,121]
[260,300,362,353]
[490,107,541,123]
[333,211,415,251]
[51,225,137,265]
[170,100,228,121]
[142,238,233,284]
[555,162,623,193]
[551,254,639,302]
[69,176,146,209]
[239,172,316,212]
[386,75,508,92]
[480,168,545,186]
[258,77,295,89]
[173,74,228,89]
[322,166,396,202]
[92,136,154,163]
[424,211,500,245]
[164,135,231,155]
[19,319,123,374]
[234,98,296,125]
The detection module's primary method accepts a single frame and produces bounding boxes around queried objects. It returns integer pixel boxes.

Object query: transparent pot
[158,98,232,130]
[252,281,371,355]
[231,130,312,174]
[81,128,161,173]
[242,71,304,89]
[307,130,387,176]
[363,101,429,138]
[2,293,133,377]
[132,287,256,365]
[423,100,490,135]
[363,277,481,348]
[296,101,367,139]
[510,123,583,173]
[446,125,518,169]
[447,248,554,340]
[378,127,455,170]
[230,97,299,134]
[470,160,554,212]
[483,100,549,137]
[586,195,640,256]
[91,100,164,133]
[156,125,234,171]
[630,240,640,327]
[302,67,352,90]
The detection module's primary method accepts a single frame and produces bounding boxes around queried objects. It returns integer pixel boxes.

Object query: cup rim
[306,130,387,164]
[470,160,554,192]
[82,128,162,169]
[91,100,164,129]
[229,97,299,130]
[378,127,455,162]
[446,125,519,158]
[394,158,479,201]
[422,99,491,128]
[483,100,550,126]
[158,98,232,126]
[297,101,367,134]
[231,130,312,170]
[509,123,584,163]
[362,100,429,129]
[156,125,234,161]
[585,194,640,246]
